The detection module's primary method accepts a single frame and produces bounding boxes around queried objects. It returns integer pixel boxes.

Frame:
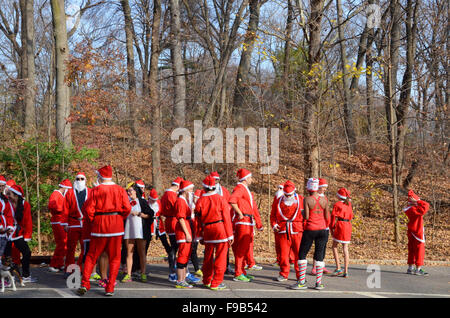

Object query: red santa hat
[283,180,296,196]
[172,177,184,186]
[278,183,284,189]
[306,178,319,192]
[319,178,328,188]
[9,184,24,197]
[337,188,350,200]
[59,179,73,189]
[194,189,202,198]
[6,180,16,188]
[0,175,6,185]
[237,168,252,182]
[135,179,145,188]
[408,190,420,202]
[149,189,158,200]
[96,165,113,180]
[202,175,216,190]
[75,172,86,180]
[210,171,220,180]
[179,180,194,192]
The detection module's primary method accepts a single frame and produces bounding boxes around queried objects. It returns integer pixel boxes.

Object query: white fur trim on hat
[96,170,112,181]
[59,184,72,189]
[283,189,296,196]
[239,173,252,182]
[9,188,23,197]
[180,184,194,192]
[337,193,347,200]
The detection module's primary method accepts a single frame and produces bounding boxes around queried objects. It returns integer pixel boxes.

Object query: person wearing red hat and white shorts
[229,169,263,282]
[173,180,195,288]
[77,165,131,296]
[195,175,233,290]
[291,178,329,290]
[404,190,430,276]
[48,179,72,272]
[63,173,91,276]
[330,188,353,277]
[5,184,35,282]
[311,178,331,275]
[271,180,304,282]
[160,177,183,282]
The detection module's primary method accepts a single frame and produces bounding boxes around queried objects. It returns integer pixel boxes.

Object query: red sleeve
[228,186,242,205]
[23,201,33,241]
[61,191,71,226]
[270,196,279,229]
[194,199,204,240]
[175,199,188,220]
[416,200,429,216]
[48,192,63,214]
[83,189,96,222]
[221,197,233,239]
[330,203,340,229]
[3,201,14,230]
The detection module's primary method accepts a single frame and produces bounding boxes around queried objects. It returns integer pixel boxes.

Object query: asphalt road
[0,261,448,299]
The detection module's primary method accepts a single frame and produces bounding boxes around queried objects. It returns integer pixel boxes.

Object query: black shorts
[298,229,328,262]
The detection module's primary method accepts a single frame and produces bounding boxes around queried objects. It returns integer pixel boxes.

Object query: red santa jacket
[82,182,131,237]
[174,196,193,244]
[149,199,164,235]
[10,199,32,242]
[404,200,429,243]
[0,198,14,237]
[194,191,233,244]
[160,189,178,235]
[48,190,66,225]
[229,183,263,229]
[270,194,304,236]
[330,201,353,243]
[63,188,91,229]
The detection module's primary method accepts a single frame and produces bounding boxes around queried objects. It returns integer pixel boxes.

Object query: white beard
[187,191,194,208]
[283,195,296,206]
[74,180,87,192]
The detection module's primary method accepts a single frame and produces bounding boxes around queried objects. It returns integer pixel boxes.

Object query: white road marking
[13,287,450,298]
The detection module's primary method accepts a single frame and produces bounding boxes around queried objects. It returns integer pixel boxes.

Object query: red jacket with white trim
[63,188,91,228]
[330,201,353,243]
[270,194,304,234]
[229,183,263,229]
[11,199,32,242]
[194,192,233,244]
[82,182,131,237]
[404,200,429,242]
[149,199,164,235]
[174,196,192,243]
[0,198,14,236]
[160,189,178,235]
[48,190,65,224]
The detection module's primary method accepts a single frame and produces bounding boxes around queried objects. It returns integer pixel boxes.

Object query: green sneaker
[315,283,325,290]
[175,281,193,289]
[77,286,87,296]
[121,274,132,283]
[245,274,255,280]
[415,268,429,276]
[233,274,251,282]
[90,272,101,281]
[210,283,227,290]
[141,273,147,282]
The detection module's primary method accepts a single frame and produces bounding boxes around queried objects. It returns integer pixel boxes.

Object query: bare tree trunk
[120,0,138,135]
[21,0,36,139]
[283,0,294,113]
[51,0,72,148]
[336,0,356,154]
[366,26,375,138]
[169,0,187,127]
[232,0,262,127]
[302,0,324,186]
[150,0,163,193]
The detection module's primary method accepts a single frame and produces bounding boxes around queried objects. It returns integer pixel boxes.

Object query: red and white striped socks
[298,259,307,284]
[316,261,325,285]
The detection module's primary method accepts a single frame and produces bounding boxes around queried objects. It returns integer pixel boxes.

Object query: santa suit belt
[336,217,350,222]
[203,220,223,227]
[94,212,120,216]
[283,220,300,241]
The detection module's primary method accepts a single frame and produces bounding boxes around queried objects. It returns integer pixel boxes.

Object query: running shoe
[194,269,203,277]
[22,276,37,283]
[233,274,250,282]
[48,266,60,273]
[77,286,87,296]
[248,264,263,271]
[210,283,227,291]
[323,267,331,274]
[277,275,288,282]
[315,283,325,290]
[141,273,148,282]
[175,281,193,289]
[333,269,344,276]
[98,279,107,287]
[406,268,415,275]
[415,268,429,276]
[105,291,114,296]
[90,272,101,281]
[342,272,349,278]
[290,281,307,290]
[186,273,201,284]
[245,274,255,280]
[225,266,235,275]
[168,273,178,282]
[121,274,132,283]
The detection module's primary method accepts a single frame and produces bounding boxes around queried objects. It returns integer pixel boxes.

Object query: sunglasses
[76,178,85,181]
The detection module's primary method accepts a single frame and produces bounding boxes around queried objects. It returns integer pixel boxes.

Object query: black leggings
[298,230,328,262]
[190,241,200,272]
[5,239,31,277]
[168,234,178,274]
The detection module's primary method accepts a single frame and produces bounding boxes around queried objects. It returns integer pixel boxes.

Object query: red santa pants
[50,224,67,268]
[65,227,84,270]
[176,241,192,266]
[81,235,122,293]
[232,224,253,277]
[279,232,302,279]
[245,238,255,267]
[202,242,228,288]
[407,232,425,267]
